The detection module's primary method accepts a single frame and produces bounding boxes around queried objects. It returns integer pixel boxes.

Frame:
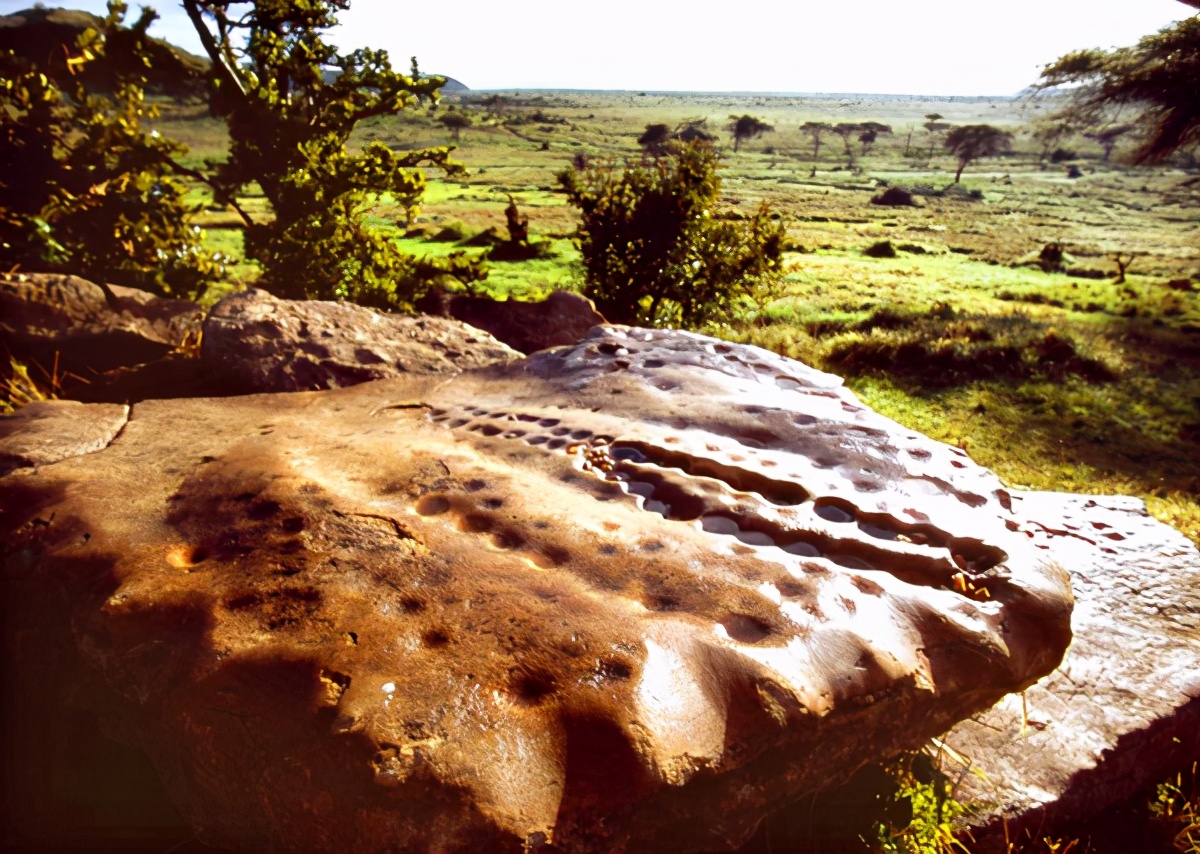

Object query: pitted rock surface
[0,272,201,374]
[201,288,520,393]
[0,326,1073,852]
[945,492,1200,848]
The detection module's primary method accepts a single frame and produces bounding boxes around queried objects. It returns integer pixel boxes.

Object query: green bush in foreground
[0,3,223,298]
[559,141,785,327]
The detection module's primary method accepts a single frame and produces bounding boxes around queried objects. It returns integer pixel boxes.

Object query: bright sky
[2,0,1191,95]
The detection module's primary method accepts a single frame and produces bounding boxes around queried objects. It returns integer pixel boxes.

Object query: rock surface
[0,273,201,375]
[0,399,129,476]
[944,492,1200,849]
[201,288,520,393]
[440,290,607,354]
[0,326,1074,852]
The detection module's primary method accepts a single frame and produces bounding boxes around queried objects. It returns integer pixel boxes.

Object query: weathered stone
[0,326,1073,852]
[440,290,607,354]
[0,273,201,375]
[0,399,128,476]
[944,492,1200,849]
[201,288,520,393]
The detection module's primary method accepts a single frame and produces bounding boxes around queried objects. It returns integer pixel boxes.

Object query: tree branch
[160,155,255,229]
[181,0,247,100]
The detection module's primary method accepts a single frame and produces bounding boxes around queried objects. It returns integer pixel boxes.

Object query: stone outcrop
[439,290,607,354]
[0,273,201,375]
[944,492,1200,849]
[0,326,1074,852]
[201,288,520,393]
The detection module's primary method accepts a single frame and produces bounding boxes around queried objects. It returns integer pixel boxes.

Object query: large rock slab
[201,288,520,393]
[0,326,1073,852]
[0,273,201,375]
[945,492,1200,848]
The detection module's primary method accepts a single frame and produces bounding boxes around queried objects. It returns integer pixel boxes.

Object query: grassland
[154,89,1200,548]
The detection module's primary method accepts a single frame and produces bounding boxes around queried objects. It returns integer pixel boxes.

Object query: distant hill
[2,6,466,100]
[322,68,468,92]
[0,6,209,98]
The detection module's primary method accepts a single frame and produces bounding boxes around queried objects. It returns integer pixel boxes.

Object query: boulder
[201,289,520,393]
[0,326,1073,852]
[0,272,201,376]
[436,289,607,355]
[944,492,1200,849]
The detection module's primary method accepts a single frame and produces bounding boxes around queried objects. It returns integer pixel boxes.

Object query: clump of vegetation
[0,3,224,298]
[727,114,774,152]
[558,141,785,327]
[824,308,1116,389]
[865,240,899,258]
[487,195,555,261]
[944,125,1013,182]
[0,357,68,415]
[438,107,473,141]
[874,752,969,854]
[1151,761,1200,852]
[872,187,918,206]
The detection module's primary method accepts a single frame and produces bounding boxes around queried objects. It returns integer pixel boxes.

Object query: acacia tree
[857,121,892,155]
[923,113,947,158]
[726,114,774,152]
[438,109,472,142]
[0,2,223,298]
[180,0,483,309]
[799,121,834,159]
[637,123,672,156]
[558,141,785,327]
[1083,124,1136,162]
[1031,119,1072,164]
[944,124,1012,182]
[1037,1,1200,163]
[833,122,860,165]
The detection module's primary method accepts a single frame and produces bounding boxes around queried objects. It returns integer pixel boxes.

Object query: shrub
[865,240,898,258]
[824,310,1116,389]
[558,141,786,327]
[872,187,917,206]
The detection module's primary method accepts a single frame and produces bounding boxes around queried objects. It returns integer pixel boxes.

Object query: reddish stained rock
[201,288,520,393]
[0,326,1073,852]
[944,492,1200,849]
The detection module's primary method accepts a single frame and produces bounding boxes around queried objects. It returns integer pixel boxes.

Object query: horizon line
[449,87,1056,101]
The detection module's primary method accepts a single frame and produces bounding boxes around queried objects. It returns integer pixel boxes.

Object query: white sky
[2,0,1191,95]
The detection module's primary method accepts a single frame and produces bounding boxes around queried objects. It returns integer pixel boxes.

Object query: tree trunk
[955,161,966,183]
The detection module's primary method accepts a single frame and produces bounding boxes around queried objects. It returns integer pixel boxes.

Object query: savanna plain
[163,89,1200,550]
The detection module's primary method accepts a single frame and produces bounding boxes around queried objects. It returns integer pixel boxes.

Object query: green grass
[163,91,1199,554]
